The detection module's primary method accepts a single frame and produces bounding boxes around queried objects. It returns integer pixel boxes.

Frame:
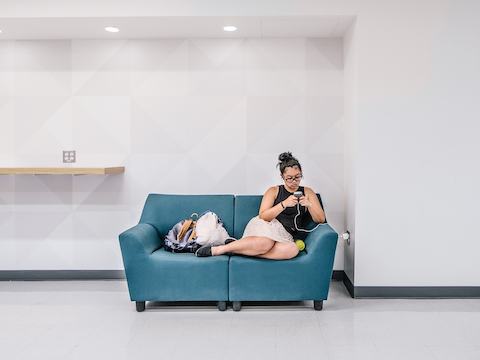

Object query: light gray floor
[1,280,480,360]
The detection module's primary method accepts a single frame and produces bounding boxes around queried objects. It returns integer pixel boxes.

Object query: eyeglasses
[284,174,303,183]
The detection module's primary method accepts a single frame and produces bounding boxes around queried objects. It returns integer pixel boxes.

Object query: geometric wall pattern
[0,38,344,270]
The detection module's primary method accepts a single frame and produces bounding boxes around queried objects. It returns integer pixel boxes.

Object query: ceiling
[0,16,354,39]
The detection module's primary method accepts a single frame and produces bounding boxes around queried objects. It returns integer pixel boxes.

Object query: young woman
[195,152,326,259]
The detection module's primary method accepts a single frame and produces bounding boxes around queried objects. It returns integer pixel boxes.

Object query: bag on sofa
[164,213,200,253]
[195,211,230,246]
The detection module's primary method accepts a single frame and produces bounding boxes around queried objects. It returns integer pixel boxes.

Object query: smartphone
[293,191,303,199]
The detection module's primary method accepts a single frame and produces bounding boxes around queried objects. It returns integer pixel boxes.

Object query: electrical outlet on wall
[63,150,76,163]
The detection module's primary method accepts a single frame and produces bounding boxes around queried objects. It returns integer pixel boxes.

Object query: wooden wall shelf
[0,167,125,175]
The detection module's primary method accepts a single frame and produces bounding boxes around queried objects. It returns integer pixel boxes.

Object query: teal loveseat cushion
[120,194,234,302]
[229,224,338,301]
[230,194,336,302]
[120,238,230,301]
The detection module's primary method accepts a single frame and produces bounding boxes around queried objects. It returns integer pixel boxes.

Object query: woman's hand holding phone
[299,195,312,208]
[283,195,300,208]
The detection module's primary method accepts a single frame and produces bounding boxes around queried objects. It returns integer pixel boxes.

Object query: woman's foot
[225,237,237,245]
[196,239,237,257]
[195,245,213,257]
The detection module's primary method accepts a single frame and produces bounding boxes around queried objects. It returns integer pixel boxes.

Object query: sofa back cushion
[139,194,235,240]
[233,195,262,239]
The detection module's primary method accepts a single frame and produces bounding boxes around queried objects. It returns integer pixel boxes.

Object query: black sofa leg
[217,301,227,311]
[232,301,242,312]
[136,301,146,312]
[313,300,323,311]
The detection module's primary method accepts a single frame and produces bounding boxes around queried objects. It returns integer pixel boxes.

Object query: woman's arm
[258,186,284,222]
[301,187,326,223]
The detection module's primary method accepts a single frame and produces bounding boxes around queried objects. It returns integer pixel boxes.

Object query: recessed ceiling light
[0,29,3,34]
[223,26,237,32]
[105,26,120,33]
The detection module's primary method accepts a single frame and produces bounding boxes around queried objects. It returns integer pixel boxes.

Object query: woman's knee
[250,236,275,254]
[282,243,299,259]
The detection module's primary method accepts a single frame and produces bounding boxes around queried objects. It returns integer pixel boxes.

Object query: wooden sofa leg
[232,301,242,312]
[217,301,227,311]
[136,301,146,312]
[313,300,323,311]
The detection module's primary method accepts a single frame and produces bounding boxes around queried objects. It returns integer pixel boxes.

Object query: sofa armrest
[304,223,338,253]
[119,223,162,258]
[303,223,338,269]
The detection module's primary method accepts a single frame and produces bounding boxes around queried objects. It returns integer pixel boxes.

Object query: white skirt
[242,216,294,243]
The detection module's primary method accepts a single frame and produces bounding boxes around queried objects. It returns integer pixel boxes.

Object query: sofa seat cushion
[228,253,328,301]
[129,249,230,301]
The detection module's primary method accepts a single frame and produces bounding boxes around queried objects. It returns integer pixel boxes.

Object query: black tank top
[273,185,310,238]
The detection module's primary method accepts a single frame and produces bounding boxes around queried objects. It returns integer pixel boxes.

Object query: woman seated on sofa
[195,152,326,260]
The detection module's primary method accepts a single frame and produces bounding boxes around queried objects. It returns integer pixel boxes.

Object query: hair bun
[278,151,293,162]
[276,151,302,173]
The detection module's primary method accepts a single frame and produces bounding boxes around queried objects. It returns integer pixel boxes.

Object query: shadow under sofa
[119,194,338,312]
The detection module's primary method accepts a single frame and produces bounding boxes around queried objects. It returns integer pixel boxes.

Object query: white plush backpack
[194,211,230,246]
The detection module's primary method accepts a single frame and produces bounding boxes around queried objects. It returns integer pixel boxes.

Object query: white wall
[2,0,479,287]
[353,1,480,286]
[343,21,356,283]
[0,38,345,270]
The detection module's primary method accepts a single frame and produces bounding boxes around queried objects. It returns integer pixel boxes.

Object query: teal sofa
[119,194,338,312]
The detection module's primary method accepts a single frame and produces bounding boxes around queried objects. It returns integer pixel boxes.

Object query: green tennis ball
[295,240,305,251]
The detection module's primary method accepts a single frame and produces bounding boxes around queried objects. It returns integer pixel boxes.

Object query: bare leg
[256,241,299,260]
[212,236,275,256]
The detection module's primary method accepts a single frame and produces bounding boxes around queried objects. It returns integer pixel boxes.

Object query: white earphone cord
[293,203,333,233]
